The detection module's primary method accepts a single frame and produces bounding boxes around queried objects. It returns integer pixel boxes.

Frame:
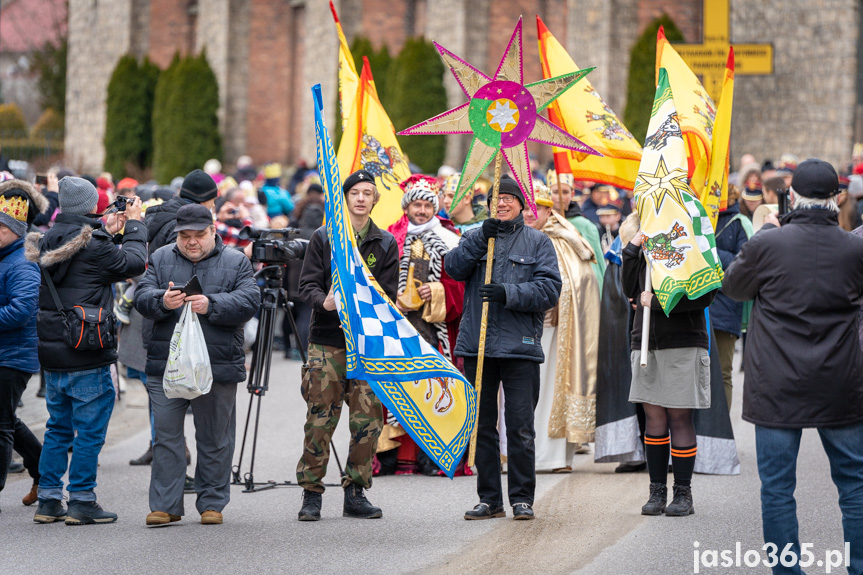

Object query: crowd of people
[0,150,861,574]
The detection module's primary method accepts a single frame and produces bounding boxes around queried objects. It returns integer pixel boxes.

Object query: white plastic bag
[163,302,213,399]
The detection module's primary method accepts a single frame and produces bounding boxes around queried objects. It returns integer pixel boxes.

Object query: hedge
[152,52,221,183]
[623,15,685,145]
[104,55,161,178]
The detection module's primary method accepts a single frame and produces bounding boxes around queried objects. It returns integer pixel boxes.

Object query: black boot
[298,490,322,521]
[129,445,153,466]
[33,499,67,523]
[641,482,667,516]
[65,500,118,525]
[343,484,382,518]
[664,485,695,516]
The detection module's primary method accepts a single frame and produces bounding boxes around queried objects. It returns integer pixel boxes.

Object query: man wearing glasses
[445,175,562,521]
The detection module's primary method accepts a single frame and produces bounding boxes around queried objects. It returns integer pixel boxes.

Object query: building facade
[65,0,860,178]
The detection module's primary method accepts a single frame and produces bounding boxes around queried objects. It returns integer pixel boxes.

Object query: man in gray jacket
[445,176,561,521]
[135,203,259,527]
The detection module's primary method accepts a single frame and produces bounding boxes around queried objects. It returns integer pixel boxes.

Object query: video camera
[239,226,308,264]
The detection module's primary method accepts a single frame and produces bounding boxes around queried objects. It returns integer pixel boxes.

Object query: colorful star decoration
[398,17,602,215]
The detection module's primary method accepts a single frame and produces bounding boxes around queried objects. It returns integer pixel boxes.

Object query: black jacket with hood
[24,213,148,371]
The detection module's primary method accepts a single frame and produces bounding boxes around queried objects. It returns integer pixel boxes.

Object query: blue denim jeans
[756,424,863,575]
[38,367,115,502]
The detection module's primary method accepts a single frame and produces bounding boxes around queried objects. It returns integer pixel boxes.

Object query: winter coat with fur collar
[25,213,148,371]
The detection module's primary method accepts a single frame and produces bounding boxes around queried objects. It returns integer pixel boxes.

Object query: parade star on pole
[399,17,602,464]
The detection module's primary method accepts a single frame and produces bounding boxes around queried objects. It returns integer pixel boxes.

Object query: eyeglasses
[497,195,518,205]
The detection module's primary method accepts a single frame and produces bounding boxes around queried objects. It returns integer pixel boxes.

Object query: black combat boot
[298,490,322,521]
[641,482,667,516]
[343,484,382,518]
[664,485,695,516]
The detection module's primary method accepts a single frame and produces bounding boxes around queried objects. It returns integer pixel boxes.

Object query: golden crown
[533,181,554,207]
[546,169,574,189]
[0,195,28,222]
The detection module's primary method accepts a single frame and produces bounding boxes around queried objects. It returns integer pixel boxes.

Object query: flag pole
[640,258,651,367]
[468,149,503,467]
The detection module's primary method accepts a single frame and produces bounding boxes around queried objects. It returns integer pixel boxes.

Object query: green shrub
[152,52,221,183]
[623,14,685,144]
[104,55,161,178]
[388,37,447,172]
[31,108,64,140]
[0,104,28,138]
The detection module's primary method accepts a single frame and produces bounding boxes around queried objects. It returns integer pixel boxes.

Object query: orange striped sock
[644,435,670,484]
[671,444,697,487]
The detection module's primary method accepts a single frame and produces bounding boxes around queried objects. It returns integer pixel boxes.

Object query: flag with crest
[313,84,476,478]
[634,68,723,315]
[537,16,642,190]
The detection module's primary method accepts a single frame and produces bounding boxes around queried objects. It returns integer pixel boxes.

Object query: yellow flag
[537,16,642,190]
[635,68,723,315]
[699,48,734,228]
[330,1,358,131]
[656,26,714,178]
[337,57,411,229]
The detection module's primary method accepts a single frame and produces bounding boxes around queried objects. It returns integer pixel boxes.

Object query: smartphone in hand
[172,275,203,296]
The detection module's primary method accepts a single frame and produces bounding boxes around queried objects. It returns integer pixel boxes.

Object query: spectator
[135,203,259,526]
[26,177,146,525]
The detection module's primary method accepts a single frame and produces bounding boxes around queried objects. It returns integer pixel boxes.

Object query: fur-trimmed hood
[24,225,94,268]
[0,179,49,222]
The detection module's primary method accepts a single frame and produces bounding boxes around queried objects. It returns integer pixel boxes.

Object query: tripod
[232,264,343,492]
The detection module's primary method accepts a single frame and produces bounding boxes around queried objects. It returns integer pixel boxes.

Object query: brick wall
[148,0,195,69]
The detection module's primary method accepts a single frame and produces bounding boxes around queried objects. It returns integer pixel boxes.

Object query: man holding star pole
[401,18,600,520]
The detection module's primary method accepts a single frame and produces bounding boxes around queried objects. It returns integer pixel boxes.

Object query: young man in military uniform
[295,169,399,521]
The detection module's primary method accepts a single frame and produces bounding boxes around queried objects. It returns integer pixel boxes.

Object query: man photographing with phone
[135,203,259,527]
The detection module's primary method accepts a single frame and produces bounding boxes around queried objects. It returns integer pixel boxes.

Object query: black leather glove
[481,218,502,242]
[478,283,506,303]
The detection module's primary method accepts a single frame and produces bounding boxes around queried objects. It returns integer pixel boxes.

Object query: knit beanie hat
[488,175,525,210]
[179,169,219,203]
[399,174,440,212]
[791,159,839,199]
[59,176,99,216]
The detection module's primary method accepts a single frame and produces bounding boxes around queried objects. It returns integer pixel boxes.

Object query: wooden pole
[467,149,503,467]
[639,260,652,367]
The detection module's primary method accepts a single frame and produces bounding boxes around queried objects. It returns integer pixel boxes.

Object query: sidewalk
[16,370,151,448]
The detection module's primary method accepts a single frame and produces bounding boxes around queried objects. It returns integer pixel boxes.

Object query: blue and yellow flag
[634,69,723,316]
[312,84,476,477]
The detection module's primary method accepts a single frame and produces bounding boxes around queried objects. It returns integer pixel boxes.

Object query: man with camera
[296,169,398,521]
[445,176,561,521]
[25,176,147,525]
[135,203,259,526]
[723,159,863,574]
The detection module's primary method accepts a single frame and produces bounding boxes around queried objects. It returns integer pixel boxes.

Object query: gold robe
[543,212,601,443]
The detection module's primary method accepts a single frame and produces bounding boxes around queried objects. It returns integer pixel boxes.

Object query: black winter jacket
[621,241,715,351]
[24,213,148,371]
[445,214,562,362]
[144,196,194,256]
[723,208,863,428]
[709,203,749,336]
[134,236,260,384]
[299,220,399,348]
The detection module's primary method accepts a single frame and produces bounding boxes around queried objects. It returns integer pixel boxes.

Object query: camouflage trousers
[296,344,383,493]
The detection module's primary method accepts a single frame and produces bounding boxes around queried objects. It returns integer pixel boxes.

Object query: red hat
[116,177,139,191]
[96,177,113,192]
[853,163,863,176]
[96,189,111,214]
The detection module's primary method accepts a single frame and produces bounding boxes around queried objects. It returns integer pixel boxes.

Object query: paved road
[1,345,852,575]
